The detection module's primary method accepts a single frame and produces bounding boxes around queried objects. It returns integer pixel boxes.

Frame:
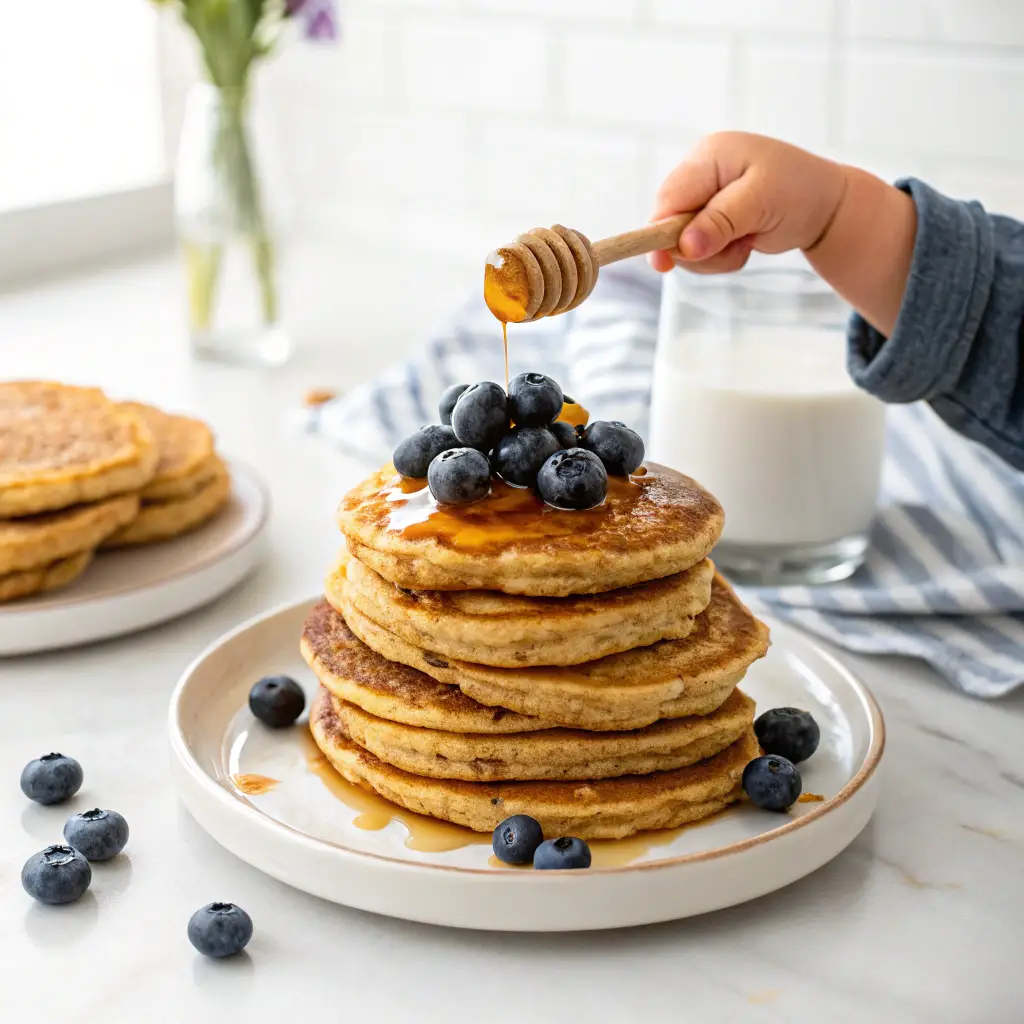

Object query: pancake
[102,460,230,547]
[0,494,138,575]
[329,552,713,667]
[310,686,758,838]
[120,402,218,502]
[300,599,551,734]
[323,686,755,782]
[0,381,158,518]
[339,573,770,731]
[338,462,724,596]
[0,549,93,603]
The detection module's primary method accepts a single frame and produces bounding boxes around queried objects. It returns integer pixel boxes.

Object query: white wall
[163,0,1024,272]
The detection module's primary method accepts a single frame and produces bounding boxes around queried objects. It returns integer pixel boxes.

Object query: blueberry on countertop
[249,675,306,728]
[492,814,544,865]
[507,372,563,427]
[491,426,562,487]
[393,424,460,478]
[536,448,608,510]
[187,902,253,958]
[548,420,579,449]
[450,382,509,452]
[428,447,491,505]
[20,753,83,805]
[579,420,645,476]
[533,836,592,870]
[438,383,470,426]
[742,755,802,811]
[754,708,820,764]
[22,845,92,905]
[64,808,129,861]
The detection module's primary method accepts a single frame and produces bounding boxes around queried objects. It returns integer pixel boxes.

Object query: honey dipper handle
[590,213,697,267]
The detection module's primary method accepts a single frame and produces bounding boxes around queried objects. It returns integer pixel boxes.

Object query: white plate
[170,597,884,932]
[0,461,269,656]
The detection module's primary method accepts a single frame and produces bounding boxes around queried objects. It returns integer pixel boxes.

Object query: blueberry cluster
[393,373,646,510]
[742,707,821,811]
[491,814,591,870]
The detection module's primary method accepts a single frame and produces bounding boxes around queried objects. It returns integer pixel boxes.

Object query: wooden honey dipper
[484,213,696,325]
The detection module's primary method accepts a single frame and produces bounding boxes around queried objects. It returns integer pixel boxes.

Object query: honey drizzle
[232,773,280,795]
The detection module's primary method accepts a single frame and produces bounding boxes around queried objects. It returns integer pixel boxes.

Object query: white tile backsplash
[179,0,1024,252]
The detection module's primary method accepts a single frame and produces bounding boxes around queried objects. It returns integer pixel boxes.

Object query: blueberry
[20,753,83,805]
[393,424,460,478]
[508,372,563,427]
[549,420,577,449]
[579,420,645,476]
[249,675,305,728]
[536,448,608,510]
[533,836,592,870]
[21,845,92,905]
[63,808,129,861]
[427,447,490,504]
[438,384,469,426]
[450,382,509,451]
[187,902,253,958]
[754,708,821,764]
[742,755,802,811]
[492,814,544,865]
[491,427,562,487]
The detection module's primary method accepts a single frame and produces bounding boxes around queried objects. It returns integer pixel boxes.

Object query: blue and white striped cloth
[304,260,1024,698]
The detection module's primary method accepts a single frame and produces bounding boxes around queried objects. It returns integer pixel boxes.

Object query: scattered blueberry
[742,755,802,811]
[63,808,129,861]
[533,836,592,870]
[187,902,253,959]
[491,426,562,487]
[438,383,470,425]
[549,420,578,449]
[754,708,821,764]
[507,372,563,427]
[579,420,645,476]
[21,845,92,905]
[393,424,460,478]
[20,753,83,805]
[536,448,608,510]
[492,814,544,865]
[428,447,491,504]
[450,382,509,452]
[249,675,306,728]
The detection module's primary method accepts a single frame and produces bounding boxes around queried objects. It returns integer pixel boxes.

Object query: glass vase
[174,82,292,368]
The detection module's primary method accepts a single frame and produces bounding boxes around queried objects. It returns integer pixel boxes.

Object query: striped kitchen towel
[303,260,1024,698]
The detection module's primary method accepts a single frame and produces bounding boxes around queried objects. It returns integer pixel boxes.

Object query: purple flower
[285,0,338,41]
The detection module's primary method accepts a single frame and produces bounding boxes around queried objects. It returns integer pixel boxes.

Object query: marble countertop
[1,252,1022,1024]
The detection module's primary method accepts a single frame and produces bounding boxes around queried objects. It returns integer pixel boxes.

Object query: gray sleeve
[847,177,1024,470]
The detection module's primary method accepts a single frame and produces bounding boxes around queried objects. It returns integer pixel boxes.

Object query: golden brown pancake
[0,494,138,575]
[0,381,158,518]
[338,462,724,596]
[324,686,755,782]
[328,551,712,667]
[338,574,769,731]
[0,549,93,603]
[310,686,758,839]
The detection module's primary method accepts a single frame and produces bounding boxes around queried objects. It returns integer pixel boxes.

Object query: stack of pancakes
[302,462,770,840]
[0,381,230,602]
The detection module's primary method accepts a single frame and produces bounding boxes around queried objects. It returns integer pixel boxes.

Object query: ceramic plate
[0,461,269,656]
[169,596,884,932]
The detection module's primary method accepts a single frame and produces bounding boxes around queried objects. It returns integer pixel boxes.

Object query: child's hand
[649,132,848,274]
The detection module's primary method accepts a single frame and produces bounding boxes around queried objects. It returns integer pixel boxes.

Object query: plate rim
[0,458,271,613]
[169,593,886,878]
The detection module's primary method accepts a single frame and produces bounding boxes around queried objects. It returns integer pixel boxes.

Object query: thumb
[676,173,766,261]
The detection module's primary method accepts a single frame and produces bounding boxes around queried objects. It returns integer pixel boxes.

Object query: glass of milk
[649,258,885,584]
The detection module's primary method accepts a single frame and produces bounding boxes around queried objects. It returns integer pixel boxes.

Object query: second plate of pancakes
[169,595,884,932]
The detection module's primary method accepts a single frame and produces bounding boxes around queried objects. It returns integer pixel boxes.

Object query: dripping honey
[484,248,530,389]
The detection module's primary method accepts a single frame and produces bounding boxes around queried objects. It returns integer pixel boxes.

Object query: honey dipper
[484,213,695,324]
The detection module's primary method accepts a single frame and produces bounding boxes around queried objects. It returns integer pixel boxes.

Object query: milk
[649,323,885,549]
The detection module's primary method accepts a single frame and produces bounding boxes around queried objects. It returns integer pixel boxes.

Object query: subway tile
[650,0,834,34]
[847,0,1024,47]
[466,0,637,19]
